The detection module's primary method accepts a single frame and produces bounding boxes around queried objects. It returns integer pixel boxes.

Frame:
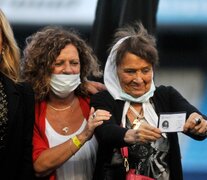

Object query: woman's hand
[183,112,207,135]
[81,107,111,140]
[85,80,106,94]
[34,107,110,176]
[124,121,161,144]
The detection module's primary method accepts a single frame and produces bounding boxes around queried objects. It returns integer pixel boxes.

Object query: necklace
[129,105,143,119]
[62,127,69,134]
[48,98,75,111]
[129,105,144,127]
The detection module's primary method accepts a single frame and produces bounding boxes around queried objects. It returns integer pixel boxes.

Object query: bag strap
[121,146,128,158]
[121,146,129,172]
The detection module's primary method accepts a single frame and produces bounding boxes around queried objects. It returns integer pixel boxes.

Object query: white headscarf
[104,36,158,128]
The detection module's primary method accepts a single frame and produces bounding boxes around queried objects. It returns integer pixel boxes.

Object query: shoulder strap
[121,146,128,158]
[121,146,129,172]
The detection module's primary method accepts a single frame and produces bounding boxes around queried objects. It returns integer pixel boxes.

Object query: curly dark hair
[112,22,159,68]
[21,26,102,101]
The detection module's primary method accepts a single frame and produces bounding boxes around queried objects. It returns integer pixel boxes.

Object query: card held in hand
[158,112,186,132]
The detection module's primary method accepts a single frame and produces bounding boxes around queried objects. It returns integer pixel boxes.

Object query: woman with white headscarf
[91,22,207,180]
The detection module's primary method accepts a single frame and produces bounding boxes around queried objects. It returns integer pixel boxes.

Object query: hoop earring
[0,48,4,62]
[0,47,4,55]
[2,47,4,54]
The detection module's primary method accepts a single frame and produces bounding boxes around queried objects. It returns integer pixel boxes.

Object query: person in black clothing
[0,9,35,179]
[91,22,207,180]
[90,0,159,72]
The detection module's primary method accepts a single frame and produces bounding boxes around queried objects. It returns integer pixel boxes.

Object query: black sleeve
[154,86,203,116]
[19,83,35,179]
[168,86,201,116]
[154,85,207,140]
[91,91,129,148]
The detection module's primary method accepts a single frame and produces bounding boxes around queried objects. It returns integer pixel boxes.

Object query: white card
[158,112,186,132]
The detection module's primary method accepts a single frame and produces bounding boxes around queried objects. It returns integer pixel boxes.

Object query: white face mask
[120,80,156,103]
[50,74,81,98]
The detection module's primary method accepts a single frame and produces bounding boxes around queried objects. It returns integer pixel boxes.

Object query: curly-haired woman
[21,26,110,180]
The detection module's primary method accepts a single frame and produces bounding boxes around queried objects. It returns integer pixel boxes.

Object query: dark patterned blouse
[126,116,170,180]
[0,79,8,152]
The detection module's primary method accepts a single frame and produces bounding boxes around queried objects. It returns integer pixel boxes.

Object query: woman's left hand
[183,112,207,136]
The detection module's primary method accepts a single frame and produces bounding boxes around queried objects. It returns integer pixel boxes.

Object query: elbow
[35,172,45,178]
[33,160,54,177]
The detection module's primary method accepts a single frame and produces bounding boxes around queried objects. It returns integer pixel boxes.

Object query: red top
[33,97,90,180]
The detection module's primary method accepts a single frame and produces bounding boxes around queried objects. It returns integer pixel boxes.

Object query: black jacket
[91,85,206,180]
[0,72,35,180]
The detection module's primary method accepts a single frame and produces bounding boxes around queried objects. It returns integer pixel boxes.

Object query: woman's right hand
[124,121,161,144]
[81,107,111,140]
